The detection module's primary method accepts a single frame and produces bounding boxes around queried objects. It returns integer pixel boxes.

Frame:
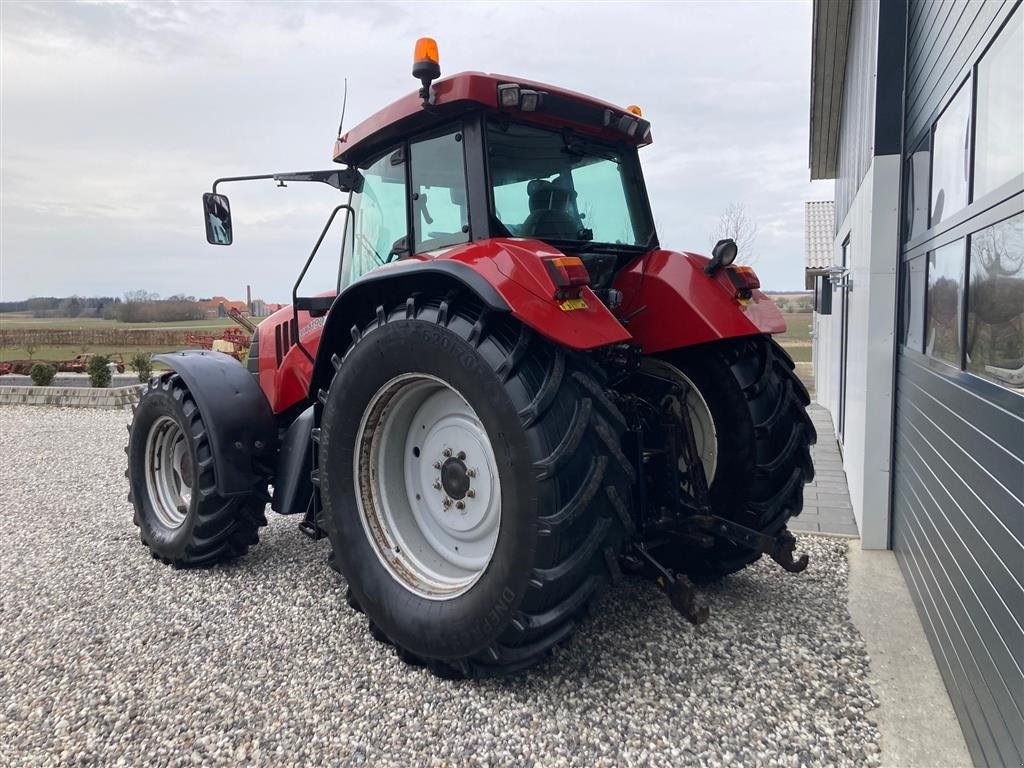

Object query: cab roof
[332,71,653,167]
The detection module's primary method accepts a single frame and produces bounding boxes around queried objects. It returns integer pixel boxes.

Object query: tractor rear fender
[152,351,277,497]
[613,249,786,354]
[308,240,630,398]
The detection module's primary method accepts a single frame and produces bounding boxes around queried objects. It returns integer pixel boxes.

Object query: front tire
[317,293,633,678]
[127,374,269,567]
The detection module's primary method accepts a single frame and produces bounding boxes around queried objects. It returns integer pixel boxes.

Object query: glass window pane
[974,8,1023,199]
[486,120,652,246]
[410,130,470,253]
[903,140,930,242]
[901,255,926,351]
[345,148,408,287]
[926,239,965,366]
[930,82,972,226]
[966,213,1024,390]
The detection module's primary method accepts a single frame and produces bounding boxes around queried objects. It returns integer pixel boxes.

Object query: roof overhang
[809,0,853,180]
[333,71,653,167]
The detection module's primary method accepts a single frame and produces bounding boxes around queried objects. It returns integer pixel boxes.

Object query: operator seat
[521,180,582,240]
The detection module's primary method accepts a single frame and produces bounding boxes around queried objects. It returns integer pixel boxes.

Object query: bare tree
[709,202,758,265]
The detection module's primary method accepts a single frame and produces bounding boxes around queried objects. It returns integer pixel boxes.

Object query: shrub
[29,363,56,386]
[129,352,153,383]
[87,355,112,388]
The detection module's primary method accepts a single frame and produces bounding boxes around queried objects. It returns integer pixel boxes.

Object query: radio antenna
[336,78,348,138]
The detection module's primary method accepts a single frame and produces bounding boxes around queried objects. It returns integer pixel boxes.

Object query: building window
[903,139,930,242]
[930,81,972,227]
[926,240,966,366]
[966,213,1024,390]
[900,255,926,351]
[814,274,832,315]
[974,7,1023,200]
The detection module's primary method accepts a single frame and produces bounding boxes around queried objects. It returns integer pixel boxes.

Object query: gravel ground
[0,406,881,767]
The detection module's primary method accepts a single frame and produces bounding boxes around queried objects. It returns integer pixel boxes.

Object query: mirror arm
[212,168,364,194]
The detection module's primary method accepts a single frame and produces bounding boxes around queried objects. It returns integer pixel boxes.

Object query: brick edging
[0,384,145,411]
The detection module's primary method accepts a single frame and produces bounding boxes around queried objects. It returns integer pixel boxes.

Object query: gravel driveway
[0,406,881,767]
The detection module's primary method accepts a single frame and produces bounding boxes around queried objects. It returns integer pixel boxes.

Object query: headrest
[527,179,576,212]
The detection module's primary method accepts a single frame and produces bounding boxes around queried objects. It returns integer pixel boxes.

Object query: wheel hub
[440,456,470,500]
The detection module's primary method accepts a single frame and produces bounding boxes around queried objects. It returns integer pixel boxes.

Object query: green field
[0,313,236,331]
[0,313,241,368]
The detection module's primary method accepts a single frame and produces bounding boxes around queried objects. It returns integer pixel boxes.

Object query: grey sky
[1,0,833,303]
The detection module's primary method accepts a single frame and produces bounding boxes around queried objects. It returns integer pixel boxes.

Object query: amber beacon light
[413,38,441,104]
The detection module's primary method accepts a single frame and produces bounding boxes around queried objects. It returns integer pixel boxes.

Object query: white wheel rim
[354,373,502,601]
[643,359,718,485]
[144,415,193,529]
[676,369,718,484]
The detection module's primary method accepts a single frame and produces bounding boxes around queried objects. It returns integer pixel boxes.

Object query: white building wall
[815,155,899,549]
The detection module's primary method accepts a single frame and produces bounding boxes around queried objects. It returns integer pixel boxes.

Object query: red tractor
[128,40,815,678]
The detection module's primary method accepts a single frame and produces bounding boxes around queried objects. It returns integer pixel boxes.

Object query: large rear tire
[127,373,269,567]
[649,335,816,581]
[317,292,633,678]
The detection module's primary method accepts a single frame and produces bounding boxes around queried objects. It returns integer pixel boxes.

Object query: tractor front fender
[309,241,630,398]
[614,249,786,354]
[153,351,276,496]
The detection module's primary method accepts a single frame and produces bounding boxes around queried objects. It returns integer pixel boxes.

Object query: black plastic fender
[153,350,277,496]
[271,405,314,515]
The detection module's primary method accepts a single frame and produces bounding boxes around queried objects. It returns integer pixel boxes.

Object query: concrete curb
[0,384,144,411]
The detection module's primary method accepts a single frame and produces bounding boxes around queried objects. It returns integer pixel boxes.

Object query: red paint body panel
[258,244,784,415]
[440,238,631,350]
[334,71,651,165]
[613,250,785,354]
[257,305,323,414]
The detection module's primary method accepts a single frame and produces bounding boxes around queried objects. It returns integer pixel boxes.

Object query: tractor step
[298,519,326,540]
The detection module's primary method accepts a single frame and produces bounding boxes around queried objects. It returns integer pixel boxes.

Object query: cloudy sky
[1,0,832,303]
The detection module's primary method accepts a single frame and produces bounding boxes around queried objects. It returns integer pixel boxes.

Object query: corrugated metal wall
[834,0,878,229]
[892,353,1024,766]
[893,1,1024,766]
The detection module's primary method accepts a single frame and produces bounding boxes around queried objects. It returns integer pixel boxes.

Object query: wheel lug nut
[442,497,451,508]
[433,461,441,469]
[466,489,475,498]
[467,468,476,478]
[443,448,452,458]
[433,479,441,490]
[457,451,466,460]
[455,500,465,510]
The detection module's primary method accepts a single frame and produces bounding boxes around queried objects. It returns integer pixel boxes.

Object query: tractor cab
[204,47,660,306]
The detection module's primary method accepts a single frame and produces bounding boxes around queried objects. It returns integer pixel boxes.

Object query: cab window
[343,148,408,288]
[409,129,470,252]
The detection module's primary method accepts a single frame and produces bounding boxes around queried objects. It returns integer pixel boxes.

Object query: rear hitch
[631,544,709,625]
[688,516,809,574]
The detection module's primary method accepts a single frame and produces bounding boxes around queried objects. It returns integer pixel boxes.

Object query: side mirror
[705,238,738,274]
[203,192,233,245]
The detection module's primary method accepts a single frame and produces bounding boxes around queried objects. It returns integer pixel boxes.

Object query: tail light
[726,266,760,298]
[543,256,590,298]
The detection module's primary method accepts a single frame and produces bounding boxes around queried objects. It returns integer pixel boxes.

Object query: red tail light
[543,256,590,297]
[726,265,760,297]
